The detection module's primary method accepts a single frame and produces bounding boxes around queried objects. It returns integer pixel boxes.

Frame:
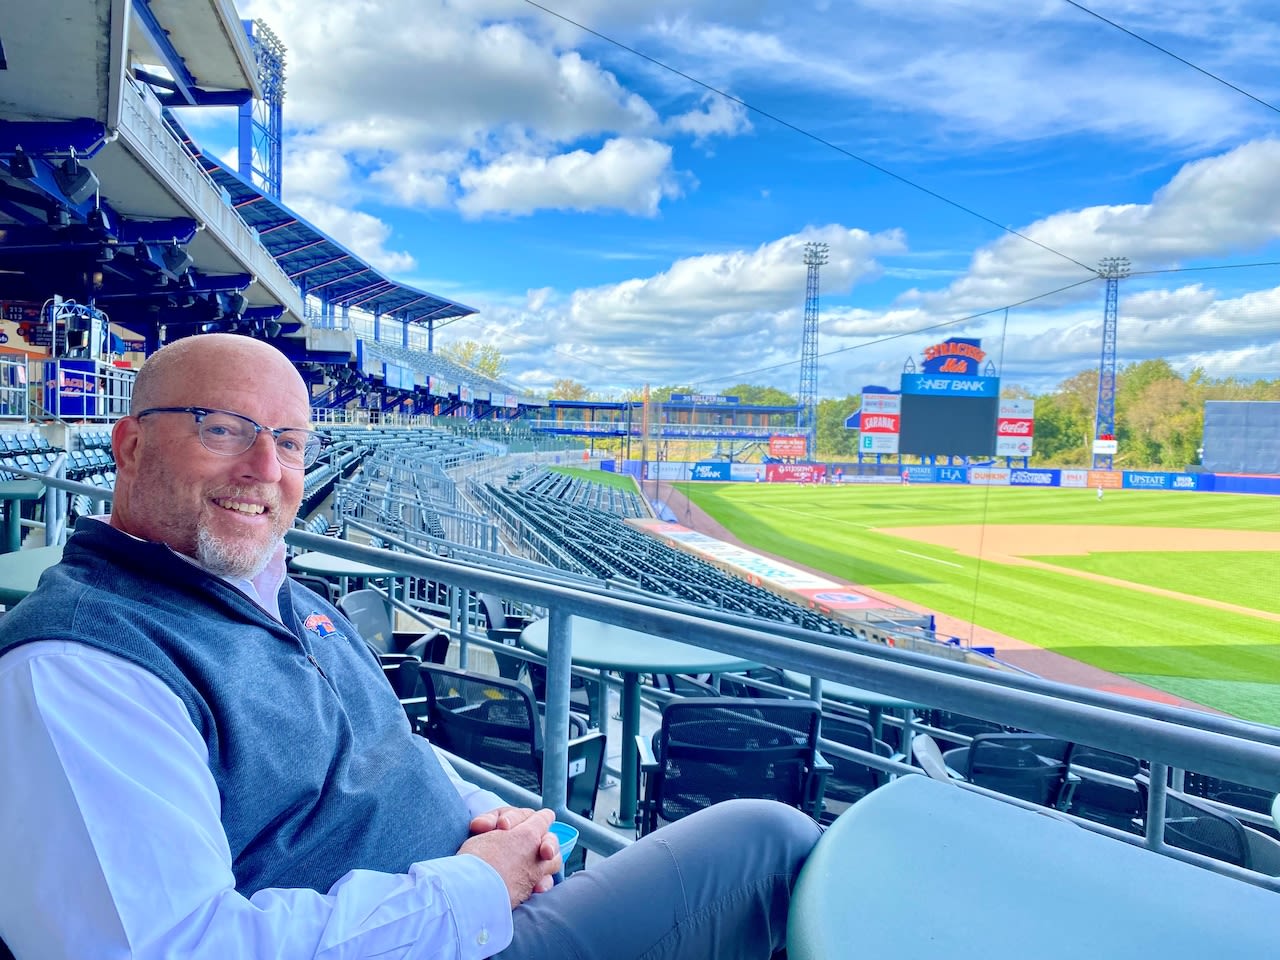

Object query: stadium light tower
[239,19,286,200]
[1092,256,1130,469]
[799,241,829,460]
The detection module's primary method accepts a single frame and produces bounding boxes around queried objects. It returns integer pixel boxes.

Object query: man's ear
[111,415,142,473]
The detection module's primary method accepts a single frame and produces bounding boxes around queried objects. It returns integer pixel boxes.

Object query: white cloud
[456,138,682,217]
[667,94,752,144]
[285,197,416,275]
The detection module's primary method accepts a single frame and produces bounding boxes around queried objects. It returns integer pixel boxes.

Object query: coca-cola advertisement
[997,418,1034,436]
[994,398,1035,456]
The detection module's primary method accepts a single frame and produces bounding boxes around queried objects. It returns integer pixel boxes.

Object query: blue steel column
[1092,257,1128,469]
[239,20,286,199]
[798,242,828,461]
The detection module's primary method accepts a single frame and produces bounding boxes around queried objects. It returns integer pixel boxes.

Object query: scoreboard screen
[898,394,998,456]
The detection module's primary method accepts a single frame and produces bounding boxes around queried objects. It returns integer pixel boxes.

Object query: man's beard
[194,523,282,580]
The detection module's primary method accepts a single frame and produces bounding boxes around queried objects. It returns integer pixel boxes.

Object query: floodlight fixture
[161,244,193,276]
[7,147,35,180]
[53,154,99,206]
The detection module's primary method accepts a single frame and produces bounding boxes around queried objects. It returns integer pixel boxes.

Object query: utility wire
[1061,0,1280,116]
[521,0,1099,275]
[691,276,1100,386]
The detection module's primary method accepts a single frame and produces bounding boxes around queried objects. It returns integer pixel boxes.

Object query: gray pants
[501,799,822,960]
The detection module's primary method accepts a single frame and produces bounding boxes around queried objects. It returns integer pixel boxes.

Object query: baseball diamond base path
[651,482,1230,712]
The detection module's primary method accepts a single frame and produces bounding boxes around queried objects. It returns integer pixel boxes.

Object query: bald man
[0,334,819,960]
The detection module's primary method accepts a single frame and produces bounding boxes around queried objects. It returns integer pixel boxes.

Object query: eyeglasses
[135,406,331,470]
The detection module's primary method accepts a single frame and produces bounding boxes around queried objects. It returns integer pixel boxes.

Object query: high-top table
[0,544,63,607]
[520,615,758,829]
[788,774,1278,959]
[288,550,399,596]
[0,479,44,553]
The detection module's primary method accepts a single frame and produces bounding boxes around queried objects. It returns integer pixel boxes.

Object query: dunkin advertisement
[858,392,901,454]
[995,398,1036,457]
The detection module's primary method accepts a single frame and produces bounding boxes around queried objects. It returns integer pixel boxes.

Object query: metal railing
[276,528,1280,891]
[0,356,30,420]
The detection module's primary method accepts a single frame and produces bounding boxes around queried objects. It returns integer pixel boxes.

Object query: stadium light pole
[1092,256,1129,470]
[800,242,828,461]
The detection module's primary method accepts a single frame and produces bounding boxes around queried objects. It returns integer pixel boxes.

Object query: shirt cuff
[420,854,514,958]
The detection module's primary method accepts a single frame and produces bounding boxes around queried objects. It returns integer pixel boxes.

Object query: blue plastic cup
[549,821,578,884]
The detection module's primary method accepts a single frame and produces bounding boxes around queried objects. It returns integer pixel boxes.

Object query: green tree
[550,378,592,401]
[721,383,798,406]
[816,395,860,459]
[438,340,508,380]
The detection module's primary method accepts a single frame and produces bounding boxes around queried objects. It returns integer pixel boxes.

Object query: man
[0,334,819,959]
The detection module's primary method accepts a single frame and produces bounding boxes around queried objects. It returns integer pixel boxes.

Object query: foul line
[897,549,963,568]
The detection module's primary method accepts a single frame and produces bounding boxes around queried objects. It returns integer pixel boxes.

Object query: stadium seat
[636,697,829,836]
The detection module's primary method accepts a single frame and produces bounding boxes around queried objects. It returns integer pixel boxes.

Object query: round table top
[288,551,397,578]
[521,615,757,675]
[0,544,63,605]
[781,669,922,710]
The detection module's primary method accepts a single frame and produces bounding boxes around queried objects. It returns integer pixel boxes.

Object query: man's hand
[469,805,542,835]
[458,807,562,908]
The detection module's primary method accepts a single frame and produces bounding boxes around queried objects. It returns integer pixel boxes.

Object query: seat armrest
[635,732,658,770]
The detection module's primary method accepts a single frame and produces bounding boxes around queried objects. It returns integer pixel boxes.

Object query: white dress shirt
[0,565,518,959]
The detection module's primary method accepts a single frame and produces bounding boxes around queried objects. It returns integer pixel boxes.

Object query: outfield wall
[611,459,1280,496]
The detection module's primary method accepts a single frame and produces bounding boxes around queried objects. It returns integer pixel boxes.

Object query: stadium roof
[176,132,478,328]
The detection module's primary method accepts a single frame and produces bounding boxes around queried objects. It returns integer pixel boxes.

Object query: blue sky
[183,0,1280,397]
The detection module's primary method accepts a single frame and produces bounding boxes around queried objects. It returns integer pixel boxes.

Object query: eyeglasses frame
[133,406,331,470]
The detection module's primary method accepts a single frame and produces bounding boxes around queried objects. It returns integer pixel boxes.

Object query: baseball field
[674,482,1280,726]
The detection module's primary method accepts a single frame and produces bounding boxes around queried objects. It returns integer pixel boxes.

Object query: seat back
[1163,791,1251,868]
[818,714,889,820]
[1066,745,1144,833]
[647,697,822,827]
[338,588,395,653]
[964,734,1074,808]
[418,665,543,791]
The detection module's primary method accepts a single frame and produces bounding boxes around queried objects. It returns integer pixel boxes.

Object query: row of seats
[0,431,51,455]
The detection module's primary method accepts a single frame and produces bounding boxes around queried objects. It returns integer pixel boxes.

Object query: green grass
[677,483,1280,724]
[1032,551,1280,614]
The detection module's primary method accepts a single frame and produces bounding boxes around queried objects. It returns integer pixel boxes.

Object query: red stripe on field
[1097,684,1187,705]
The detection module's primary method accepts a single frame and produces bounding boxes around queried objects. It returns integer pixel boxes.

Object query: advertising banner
[730,462,763,482]
[935,465,968,484]
[459,385,473,403]
[901,373,1000,397]
[1123,471,1173,490]
[860,433,900,453]
[995,435,1035,457]
[859,393,901,413]
[651,461,692,481]
[859,412,900,434]
[838,474,904,484]
[969,467,1011,486]
[690,461,731,481]
[903,465,935,483]
[994,398,1035,457]
[1167,473,1199,491]
[858,392,901,454]
[1009,468,1060,487]
[1060,469,1089,488]
[998,398,1035,418]
[1092,438,1119,455]
[1088,470,1123,489]
[765,463,825,483]
[769,435,808,458]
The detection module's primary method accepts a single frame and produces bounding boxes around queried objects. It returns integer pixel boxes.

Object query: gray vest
[0,519,472,895]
